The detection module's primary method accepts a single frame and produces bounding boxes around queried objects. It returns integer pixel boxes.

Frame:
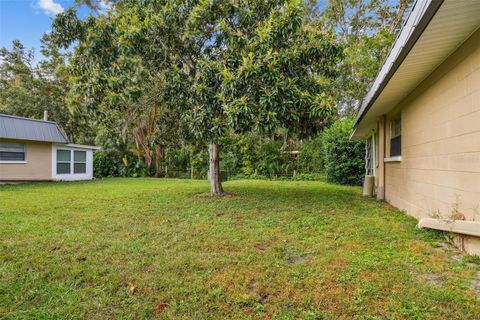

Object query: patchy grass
[463,254,480,266]
[0,178,479,319]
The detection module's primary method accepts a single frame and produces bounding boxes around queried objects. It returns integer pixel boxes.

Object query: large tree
[51,0,342,194]
[0,40,93,143]
[48,2,181,176]
[320,0,413,116]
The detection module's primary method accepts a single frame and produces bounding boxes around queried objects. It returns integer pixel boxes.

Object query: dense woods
[0,0,413,193]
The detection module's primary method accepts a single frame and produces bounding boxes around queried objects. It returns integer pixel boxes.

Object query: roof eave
[353,0,444,129]
[64,143,101,150]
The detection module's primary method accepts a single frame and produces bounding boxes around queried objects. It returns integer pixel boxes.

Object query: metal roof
[0,113,69,143]
[352,0,480,139]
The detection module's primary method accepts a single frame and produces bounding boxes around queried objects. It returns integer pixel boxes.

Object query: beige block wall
[383,28,480,223]
[0,139,53,181]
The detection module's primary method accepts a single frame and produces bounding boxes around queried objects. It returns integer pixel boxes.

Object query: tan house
[352,0,480,254]
[0,113,99,182]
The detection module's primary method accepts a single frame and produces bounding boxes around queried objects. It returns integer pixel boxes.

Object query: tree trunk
[208,141,224,195]
[154,145,162,177]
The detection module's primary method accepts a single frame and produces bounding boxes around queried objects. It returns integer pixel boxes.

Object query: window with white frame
[390,114,401,157]
[74,151,86,174]
[56,149,71,174]
[365,136,375,176]
[0,142,25,161]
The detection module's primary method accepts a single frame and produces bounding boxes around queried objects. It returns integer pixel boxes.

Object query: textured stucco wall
[0,139,52,181]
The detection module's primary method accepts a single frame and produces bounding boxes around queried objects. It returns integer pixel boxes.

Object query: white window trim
[389,113,402,157]
[51,144,94,181]
[73,150,87,174]
[372,134,376,176]
[384,156,402,162]
[365,134,376,176]
[56,149,72,175]
[0,160,27,164]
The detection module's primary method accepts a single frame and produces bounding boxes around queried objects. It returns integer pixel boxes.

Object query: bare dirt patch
[470,271,480,298]
[422,272,444,286]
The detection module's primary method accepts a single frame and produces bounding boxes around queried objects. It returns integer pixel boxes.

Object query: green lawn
[1,179,479,319]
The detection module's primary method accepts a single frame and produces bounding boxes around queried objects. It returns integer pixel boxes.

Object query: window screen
[57,150,71,162]
[74,163,86,173]
[74,151,86,174]
[0,142,25,161]
[74,151,86,162]
[56,149,71,174]
[390,115,402,157]
[391,117,401,138]
[57,163,70,174]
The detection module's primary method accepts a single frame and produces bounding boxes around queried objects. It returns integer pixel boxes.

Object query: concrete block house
[352,0,480,254]
[0,113,98,182]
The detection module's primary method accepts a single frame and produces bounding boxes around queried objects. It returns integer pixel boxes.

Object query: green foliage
[256,139,290,176]
[93,151,118,177]
[50,0,342,192]
[119,160,148,178]
[321,118,365,185]
[219,134,296,178]
[93,149,148,178]
[291,173,325,181]
[320,0,413,116]
[93,128,149,178]
[0,40,94,143]
[462,255,480,265]
[299,135,324,173]
[2,0,414,187]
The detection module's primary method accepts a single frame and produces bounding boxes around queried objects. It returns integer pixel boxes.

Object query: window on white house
[365,136,375,176]
[0,142,25,161]
[390,114,401,157]
[74,151,86,174]
[56,149,71,174]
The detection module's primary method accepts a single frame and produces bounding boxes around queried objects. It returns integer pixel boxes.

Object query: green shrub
[93,150,148,178]
[299,135,324,173]
[255,139,288,176]
[119,159,148,177]
[291,173,325,181]
[229,173,269,180]
[93,151,119,177]
[321,118,365,185]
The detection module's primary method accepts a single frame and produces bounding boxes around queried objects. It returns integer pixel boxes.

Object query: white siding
[51,144,94,181]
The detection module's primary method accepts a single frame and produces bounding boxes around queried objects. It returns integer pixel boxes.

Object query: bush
[119,158,148,177]
[94,150,148,178]
[93,151,119,177]
[220,134,296,177]
[321,118,365,185]
[291,173,325,181]
[229,173,269,180]
[299,135,323,173]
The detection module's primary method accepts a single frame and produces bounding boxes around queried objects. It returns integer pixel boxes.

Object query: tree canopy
[0,0,414,191]
[0,40,93,143]
[320,0,413,115]
[50,0,343,194]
